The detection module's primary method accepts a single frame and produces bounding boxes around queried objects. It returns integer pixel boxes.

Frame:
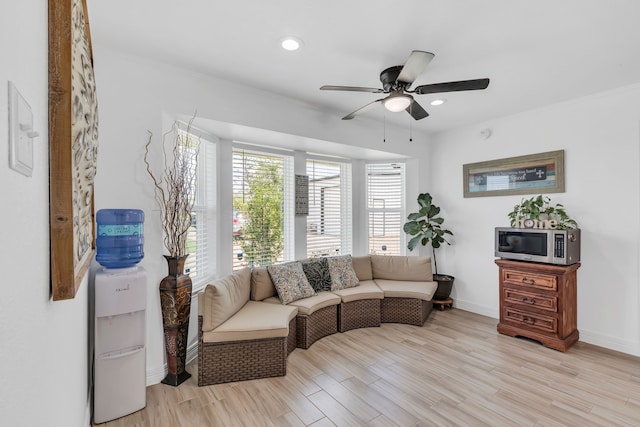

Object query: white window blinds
[232,149,294,270]
[366,163,405,256]
[306,159,352,257]
[180,130,216,287]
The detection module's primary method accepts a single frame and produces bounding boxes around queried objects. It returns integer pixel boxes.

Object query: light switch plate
[8,81,35,177]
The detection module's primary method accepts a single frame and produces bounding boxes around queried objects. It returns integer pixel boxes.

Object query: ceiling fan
[320,50,490,120]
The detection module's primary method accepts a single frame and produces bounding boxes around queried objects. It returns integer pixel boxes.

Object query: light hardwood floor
[94,309,640,426]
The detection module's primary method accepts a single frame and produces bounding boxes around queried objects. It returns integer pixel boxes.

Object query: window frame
[177,126,217,292]
[231,146,295,270]
[305,158,352,258]
[365,162,406,256]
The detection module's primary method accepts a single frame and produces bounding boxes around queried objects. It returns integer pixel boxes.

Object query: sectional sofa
[197,254,437,386]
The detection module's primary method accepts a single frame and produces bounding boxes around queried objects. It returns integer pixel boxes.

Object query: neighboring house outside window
[366,162,406,256]
[306,159,352,258]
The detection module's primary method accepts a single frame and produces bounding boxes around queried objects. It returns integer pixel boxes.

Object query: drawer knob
[522,297,537,305]
[521,277,535,285]
[522,316,535,325]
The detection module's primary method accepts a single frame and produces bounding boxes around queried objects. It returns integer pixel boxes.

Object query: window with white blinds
[306,159,352,257]
[181,130,216,287]
[232,149,294,270]
[366,163,405,256]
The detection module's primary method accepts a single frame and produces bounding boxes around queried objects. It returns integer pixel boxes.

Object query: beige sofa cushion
[250,266,277,301]
[371,255,433,281]
[202,301,298,343]
[263,291,340,316]
[201,267,251,332]
[374,279,437,301]
[352,256,373,281]
[331,280,383,303]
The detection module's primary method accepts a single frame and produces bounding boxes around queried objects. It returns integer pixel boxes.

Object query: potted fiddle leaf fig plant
[403,192,454,300]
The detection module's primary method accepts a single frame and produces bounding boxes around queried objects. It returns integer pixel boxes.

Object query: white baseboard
[186,340,198,364]
[579,329,640,356]
[146,340,199,385]
[84,392,92,427]
[146,363,166,385]
[453,298,499,319]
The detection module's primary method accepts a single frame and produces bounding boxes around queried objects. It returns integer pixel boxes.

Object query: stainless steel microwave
[495,227,581,265]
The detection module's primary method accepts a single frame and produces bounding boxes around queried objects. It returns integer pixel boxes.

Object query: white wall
[1,9,637,425]
[0,2,90,427]
[91,46,432,384]
[431,84,640,356]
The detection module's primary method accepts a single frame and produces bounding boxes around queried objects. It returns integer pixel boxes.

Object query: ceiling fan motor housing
[380,66,408,91]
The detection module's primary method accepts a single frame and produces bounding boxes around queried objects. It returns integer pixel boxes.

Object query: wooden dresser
[495,259,580,352]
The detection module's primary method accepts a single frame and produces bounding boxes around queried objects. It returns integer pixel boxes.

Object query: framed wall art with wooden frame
[49,0,99,300]
[463,150,564,198]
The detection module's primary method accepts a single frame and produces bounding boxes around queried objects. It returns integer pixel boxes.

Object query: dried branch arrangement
[143,116,200,257]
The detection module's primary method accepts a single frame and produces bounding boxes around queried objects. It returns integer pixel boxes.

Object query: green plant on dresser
[507,195,578,229]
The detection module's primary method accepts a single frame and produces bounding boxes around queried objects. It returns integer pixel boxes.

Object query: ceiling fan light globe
[383,95,411,112]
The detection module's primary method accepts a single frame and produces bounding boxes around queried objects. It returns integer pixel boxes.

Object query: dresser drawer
[503,307,557,334]
[503,287,557,313]
[503,269,557,291]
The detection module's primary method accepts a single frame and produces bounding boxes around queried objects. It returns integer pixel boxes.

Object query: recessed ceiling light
[430,99,446,106]
[280,37,303,51]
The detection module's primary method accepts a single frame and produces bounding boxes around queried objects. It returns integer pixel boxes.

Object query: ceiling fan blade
[342,99,384,120]
[406,100,429,120]
[320,85,384,93]
[414,78,490,95]
[397,50,435,85]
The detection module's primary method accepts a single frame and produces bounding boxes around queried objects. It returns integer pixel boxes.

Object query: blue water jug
[96,209,144,268]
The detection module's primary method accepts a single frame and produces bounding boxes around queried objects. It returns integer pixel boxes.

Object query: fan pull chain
[383,112,387,143]
[409,112,413,142]
[406,102,413,142]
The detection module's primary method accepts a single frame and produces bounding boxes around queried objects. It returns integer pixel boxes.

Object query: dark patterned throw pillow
[301,258,332,292]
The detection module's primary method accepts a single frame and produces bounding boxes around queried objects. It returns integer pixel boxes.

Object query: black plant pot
[433,274,455,300]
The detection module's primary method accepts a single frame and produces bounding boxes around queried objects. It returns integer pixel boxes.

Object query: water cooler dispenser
[93,209,147,424]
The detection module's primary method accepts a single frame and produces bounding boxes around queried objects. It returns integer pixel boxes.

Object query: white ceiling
[86,0,640,135]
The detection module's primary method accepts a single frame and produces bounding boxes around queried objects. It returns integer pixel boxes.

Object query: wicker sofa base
[198,298,433,386]
[286,317,297,355]
[381,297,432,326]
[296,305,338,349]
[198,317,296,386]
[338,299,381,332]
